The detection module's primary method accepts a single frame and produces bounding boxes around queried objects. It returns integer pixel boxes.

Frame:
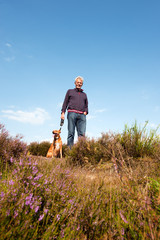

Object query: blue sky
[0,0,160,144]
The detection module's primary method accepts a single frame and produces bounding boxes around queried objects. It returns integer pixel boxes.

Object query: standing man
[61,76,88,148]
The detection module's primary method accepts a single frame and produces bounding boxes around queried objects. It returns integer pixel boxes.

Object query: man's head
[75,76,83,89]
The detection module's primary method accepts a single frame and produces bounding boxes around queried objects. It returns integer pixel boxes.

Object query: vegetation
[28,141,68,158]
[0,123,27,172]
[27,141,51,157]
[0,122,160,239]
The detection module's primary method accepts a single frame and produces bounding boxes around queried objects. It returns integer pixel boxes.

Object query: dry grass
[0,122,160,239]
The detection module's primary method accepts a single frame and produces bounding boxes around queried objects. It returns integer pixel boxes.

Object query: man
[61,76,88,148]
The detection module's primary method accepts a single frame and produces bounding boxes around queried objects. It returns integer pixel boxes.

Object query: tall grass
[118,121,160,158]
[67,121,160,167]
[1,156,159,239]
[0,122,160,239]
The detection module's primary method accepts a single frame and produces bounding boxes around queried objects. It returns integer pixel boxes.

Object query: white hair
[75,76,84,83]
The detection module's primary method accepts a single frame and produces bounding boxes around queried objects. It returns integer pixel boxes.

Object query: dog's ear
[52,130,59,134]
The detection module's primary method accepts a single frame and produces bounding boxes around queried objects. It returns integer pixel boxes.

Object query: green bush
[28,141,51,157]
[66,137,106,166]
[66,121,160,167]
[118,121,160,158]
[28,142,69,158]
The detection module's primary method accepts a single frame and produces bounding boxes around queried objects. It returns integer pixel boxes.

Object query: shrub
[66,133,128,167]
[98,132,127,161]
[0,123,27,171]
[39,141,51,156]
[66,121,160,168]
[28,142,70,158]
[27,141,51,157]
[62,143,69,158]
[118,121,160,158]
[66,137,106,166]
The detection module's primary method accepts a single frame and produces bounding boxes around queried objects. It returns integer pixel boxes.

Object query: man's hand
[61,112,65,120]
[84,112,87,115]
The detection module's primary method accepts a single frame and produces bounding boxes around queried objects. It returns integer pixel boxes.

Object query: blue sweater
[61,88,88,114]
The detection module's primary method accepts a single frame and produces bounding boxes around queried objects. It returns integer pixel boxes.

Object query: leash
[59,119,64,131]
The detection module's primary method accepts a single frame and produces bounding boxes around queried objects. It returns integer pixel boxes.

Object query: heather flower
[68,199,74,204]
[6,210,10,216]
[46,188,50,193]
[35,206,39,213]
[39,214,44,221]
[145,196,151,205]
[25,194,33,205]
[44,209,48,214]
[27,176,33,180]
[32,169,38,175]
[61,230,64,238]
[0,192,5,198]
[56,214,60,221]
[26,200,31,206]
[13,169,17,174]
[44,180,48,184]
[34,173,43,181]
[113,163,118,173]
[9,180,14,185]
[19,159,23,166]
[14,211,18,218]
[10,157,13,163]
[119,211,128,224]
[121,228,125,235]
[28,193,33,199]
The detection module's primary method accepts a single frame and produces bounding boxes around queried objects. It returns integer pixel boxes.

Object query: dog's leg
[52,141,54,158]
[60,148,62,158]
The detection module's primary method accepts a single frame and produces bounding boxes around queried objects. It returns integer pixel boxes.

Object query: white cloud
[5,43,12,48]
[8,105,16,109]
[4,56,15,62]
[87,115,96,121]
[26,55,33,59]
[33,136,53,143]
[0,50,5,55]
[2,108,50,125]
[58,102,63,108]
[141,90,149,100]
[95,108,107,113]
[154,106,160,112]
[148,123,159,129]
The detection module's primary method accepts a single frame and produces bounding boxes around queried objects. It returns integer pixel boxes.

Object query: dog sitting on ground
[46,130,62,158]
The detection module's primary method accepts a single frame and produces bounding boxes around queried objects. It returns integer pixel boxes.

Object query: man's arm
[61,112,65,120]
[84,94,88,115]
[61,90,70,120]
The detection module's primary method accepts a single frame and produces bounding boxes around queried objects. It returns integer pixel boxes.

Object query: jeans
[67,112,86,148]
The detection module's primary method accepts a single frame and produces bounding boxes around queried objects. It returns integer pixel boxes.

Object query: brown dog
[46,130,62,158]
